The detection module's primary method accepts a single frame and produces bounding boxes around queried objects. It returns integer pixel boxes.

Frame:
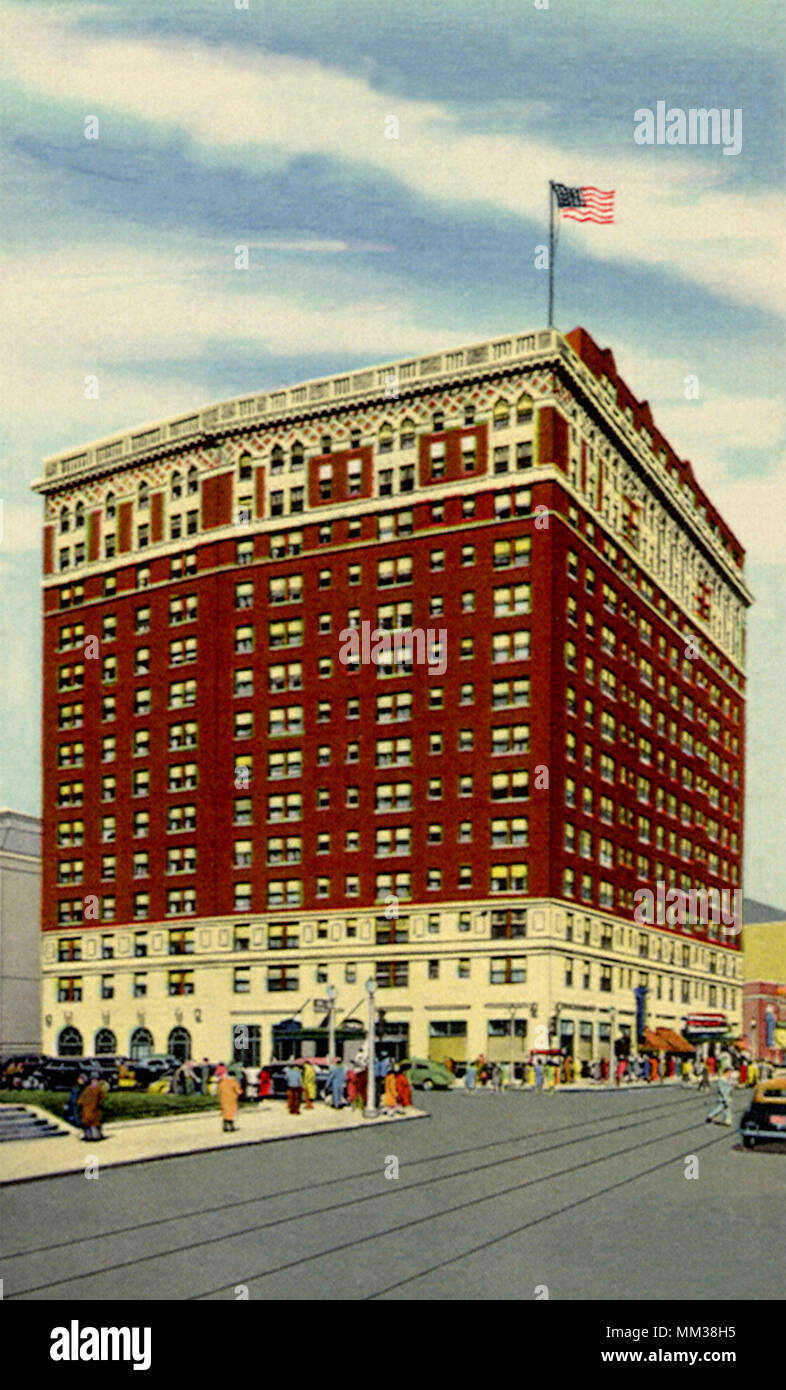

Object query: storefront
[682,1012,730,1058]
[428,1019,467,1065]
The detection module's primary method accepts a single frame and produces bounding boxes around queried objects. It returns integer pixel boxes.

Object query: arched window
[168,1026,192,1061]
[187,466,199,496]
[59,506,70,535]
[94,1027,117,1055]
[171,471,182,501]
[57,1025,83,1057]
[290,441,304,470]
[516,394,533,422]
[239,453,254,481]
[493,399,510,429]
[271,444,284,474]
[129,1026,154,1061]
[138,482,149,510]
[378,423,393,454]
[105,492,116,521]
[74,501,85,529]
[400,419,415,449]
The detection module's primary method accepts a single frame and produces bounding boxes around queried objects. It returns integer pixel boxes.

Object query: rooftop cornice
[30,323,748,596]
[32,328,560,494]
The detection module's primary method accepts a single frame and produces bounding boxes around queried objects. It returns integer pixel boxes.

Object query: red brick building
[32,326,751,1068]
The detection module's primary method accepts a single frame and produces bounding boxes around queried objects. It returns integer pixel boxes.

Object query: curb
[0,1108,428,1188]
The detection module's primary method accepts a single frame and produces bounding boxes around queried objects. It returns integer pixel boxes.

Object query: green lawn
[0,1090,222,1124]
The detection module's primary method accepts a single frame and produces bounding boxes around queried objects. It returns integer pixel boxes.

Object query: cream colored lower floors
[40,898,743,1068]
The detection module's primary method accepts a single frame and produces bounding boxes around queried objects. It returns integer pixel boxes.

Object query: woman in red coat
[395,1069,412,1109]
[257,1068,272,1101]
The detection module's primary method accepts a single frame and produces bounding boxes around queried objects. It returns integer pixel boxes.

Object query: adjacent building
[32,325,751,1069]
[741,898,786,1063]
[0,810,41,1055]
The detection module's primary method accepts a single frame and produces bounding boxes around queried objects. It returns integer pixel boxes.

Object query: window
[376,961,409,988]
[490,957,526,984]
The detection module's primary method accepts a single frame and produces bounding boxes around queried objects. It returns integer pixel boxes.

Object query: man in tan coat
[217,1069,241,1132]
[78,1076,108,1141]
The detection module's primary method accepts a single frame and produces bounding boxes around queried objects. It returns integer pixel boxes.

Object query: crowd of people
[275,1056,412,1117]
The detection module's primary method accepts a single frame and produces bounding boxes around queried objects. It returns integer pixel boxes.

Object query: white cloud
[2,1,784,316]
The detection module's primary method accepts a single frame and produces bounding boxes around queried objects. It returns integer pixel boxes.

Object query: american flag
[553,183,615,224]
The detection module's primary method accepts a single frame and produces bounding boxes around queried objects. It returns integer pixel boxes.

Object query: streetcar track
[186,1117,725,1300]
[366,1128,733,1299]
[0,1091,698,1263]
[7,1102,715,1299]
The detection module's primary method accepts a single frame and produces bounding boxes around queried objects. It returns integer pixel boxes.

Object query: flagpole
[548,180,555,328]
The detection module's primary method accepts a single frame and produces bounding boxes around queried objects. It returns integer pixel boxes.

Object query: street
[1,1086,781,1301]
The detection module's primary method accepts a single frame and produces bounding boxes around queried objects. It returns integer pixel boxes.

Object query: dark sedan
[740,1077,786,1149]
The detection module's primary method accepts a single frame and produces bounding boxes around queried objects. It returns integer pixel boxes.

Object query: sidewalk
[0,1099,426,1187]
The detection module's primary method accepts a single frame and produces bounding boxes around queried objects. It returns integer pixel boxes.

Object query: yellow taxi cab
[740,1075,786,1149]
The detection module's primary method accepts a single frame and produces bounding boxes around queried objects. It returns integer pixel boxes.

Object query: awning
[683,1013,729,1036]
[657,1028,695,1054]
[641,1027,694,1053]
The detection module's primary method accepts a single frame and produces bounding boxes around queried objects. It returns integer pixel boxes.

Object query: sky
[1,0,784,904]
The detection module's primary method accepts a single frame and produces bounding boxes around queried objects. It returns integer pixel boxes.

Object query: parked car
[0,1054,48,1087]
[740,1077,786,1148]
[400,1057,454,1090]
[35,1057,119,1091]
[129,1054,180,1090]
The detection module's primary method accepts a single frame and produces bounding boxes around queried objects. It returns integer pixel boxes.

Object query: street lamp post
[364,978,377,1118]
[326,983,337,1061]
[608,1007,616,1087]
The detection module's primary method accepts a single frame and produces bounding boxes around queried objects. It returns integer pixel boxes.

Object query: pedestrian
[217,1067,241,1132]
[739,1058,748,1087]
[384,1067,404,1114]
[78,1075,107,1141]
[464,1061,476,1091]
[346,1066,358,1108]
[301,1060,316,1111]
[199,1057,210,1095]
[707,1053,717,1078]
[564,1055,574,1084]
[284,1062,302,1115]
[697,1061,710,1092]
[615,1057,625,1088]
[396,1067,412,1109]
[533,1059,543,1093]
[257,1067,272,1103]
[65,1072,87,1127]
[748,1061,758,1088]
[325,1056,347,1108]
[489,1062,502,1093]
[680,1058,691,1087]
[355,1066,368,1111]
[706,1063,733,1127]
